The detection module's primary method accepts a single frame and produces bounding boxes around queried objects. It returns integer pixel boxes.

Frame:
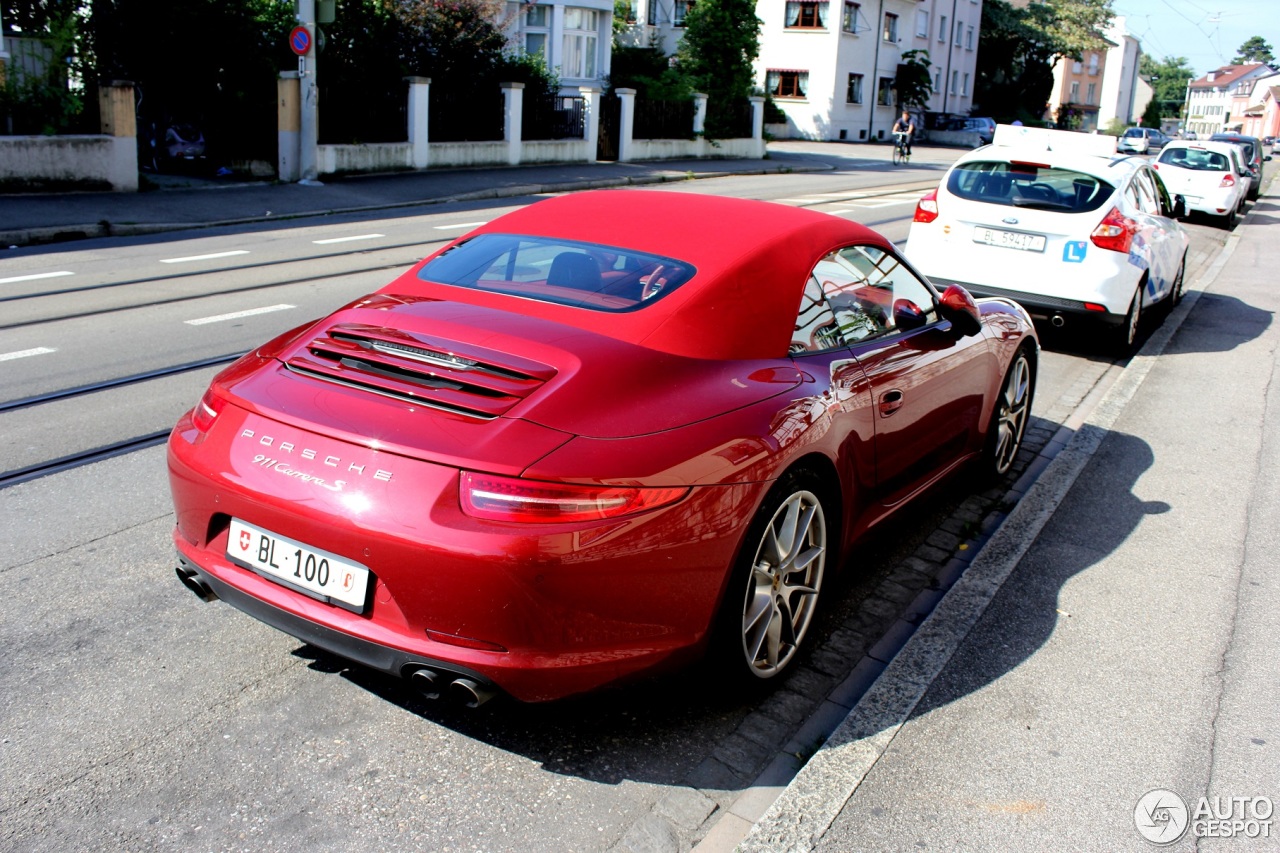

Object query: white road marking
[0,347,56,362]
[433,221,488,231]
[0,271,74,285]
[312,233,385,245]
[185,304,295,326]
[160,250,251,264]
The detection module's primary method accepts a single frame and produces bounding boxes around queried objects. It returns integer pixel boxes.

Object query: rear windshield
[417,234,695,312]
[1158,147,1228,171]
[946,161,1115,212]
[1211,136,1255,159]
[1122,128,1146,138]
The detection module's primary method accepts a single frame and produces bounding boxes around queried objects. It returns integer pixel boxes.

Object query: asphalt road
[0,163,1237,851]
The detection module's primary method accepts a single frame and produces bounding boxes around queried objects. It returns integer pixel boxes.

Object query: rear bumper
[927,278,1127,326]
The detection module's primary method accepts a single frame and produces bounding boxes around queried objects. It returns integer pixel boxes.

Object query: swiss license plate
[973,227,1047,253]
[227,518,370,610]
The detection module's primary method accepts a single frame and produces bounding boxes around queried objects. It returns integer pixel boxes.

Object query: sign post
[293,3,321,184]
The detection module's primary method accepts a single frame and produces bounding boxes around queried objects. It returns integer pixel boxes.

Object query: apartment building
[623,0,983,142]
[511,0,615,93]
[1183,63,1275,138]
[1044,38,1114,132]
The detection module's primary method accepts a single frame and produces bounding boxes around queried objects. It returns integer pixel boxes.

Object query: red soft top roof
[388,190,891,361]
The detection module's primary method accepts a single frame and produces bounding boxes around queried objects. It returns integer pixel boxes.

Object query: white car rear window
[946,162,1115,213]
[1158,148,1228,171]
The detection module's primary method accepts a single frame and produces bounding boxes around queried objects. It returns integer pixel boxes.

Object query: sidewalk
[0,141,943,248]
[740,186,1280,849]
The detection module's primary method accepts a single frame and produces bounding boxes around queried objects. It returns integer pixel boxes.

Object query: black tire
[980,344,1035,479]
[1170,259,1186,307]
[1221,204,1238,229]
[713,469,831,685]
[892,146,903,166]
[1113,288,1143,355]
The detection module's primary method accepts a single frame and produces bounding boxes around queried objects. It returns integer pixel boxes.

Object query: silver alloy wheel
[990,353,1032,476]
[740,490,826,678]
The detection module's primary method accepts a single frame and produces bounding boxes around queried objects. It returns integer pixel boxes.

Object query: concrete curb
[733,216,1248,851]
[0,162,833,249]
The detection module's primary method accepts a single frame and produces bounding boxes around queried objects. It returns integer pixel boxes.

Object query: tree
[1139,54,1194,120]
[893,49,933,110]
[1140,97,1162,129]
[974,0,1114,121]
[674,0,761,138]
[1233,36,1275,65]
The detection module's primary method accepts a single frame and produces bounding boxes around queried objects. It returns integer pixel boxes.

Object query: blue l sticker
[1063,241,1088,263]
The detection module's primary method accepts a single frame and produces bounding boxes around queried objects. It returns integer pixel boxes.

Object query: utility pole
[296,0,322,184]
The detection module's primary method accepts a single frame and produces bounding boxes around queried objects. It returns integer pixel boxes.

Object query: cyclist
[892,111,915,157]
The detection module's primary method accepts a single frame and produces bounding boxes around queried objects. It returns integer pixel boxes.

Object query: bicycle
[892,131,911,165]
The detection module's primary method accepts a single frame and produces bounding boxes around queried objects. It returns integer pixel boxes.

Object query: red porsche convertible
[169,190,1037,705]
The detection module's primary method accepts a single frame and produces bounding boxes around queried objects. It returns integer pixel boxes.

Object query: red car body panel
[168,191,1036,702]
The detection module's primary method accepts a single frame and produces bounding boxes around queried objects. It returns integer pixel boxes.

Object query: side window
[1145,167,1174,216]
[791,245,937,354]
[1129,171,1160,215]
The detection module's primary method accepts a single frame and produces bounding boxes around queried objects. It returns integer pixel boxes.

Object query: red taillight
[459,472,688,523]
[1090,206,1137,254]
[1220,173,1236,188]
[191,389,225,433]
[914,189,939,223]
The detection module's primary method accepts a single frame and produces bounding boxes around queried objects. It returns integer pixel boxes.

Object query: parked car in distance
[1117,126,1173,154]
[1153,140,1252,227]
[950,116,996,145]
[167,190,1039,705]
[1208,133,1269,200]
[908,124,1191,353]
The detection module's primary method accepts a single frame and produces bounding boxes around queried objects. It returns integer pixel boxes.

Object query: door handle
[879,389,903,417]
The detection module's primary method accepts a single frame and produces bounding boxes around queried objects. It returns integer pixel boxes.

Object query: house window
[561,7,598,78]
[950,69,959,95]
[1069,80,1079,102]
[768,69,809,99]
[877,76,894,106]
[1088,52,1099,75]
[934,69,941,90]
[847,73,864,104]
[785,1,828,29]
[1086,82,1096,104]
[1072,60,1083,74]
[938,14,947,41]
[842,1,859,33]
[883,12,898,42]
[672,0,692,26]
[966,25,973,49]
[962,72,969,95]
[525,5,550,61]
[915,10,928,37]
[954,19,962,45]
[647,0,657,23]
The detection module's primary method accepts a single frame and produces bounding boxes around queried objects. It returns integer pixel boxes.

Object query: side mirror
[1172,194,1187,219]
[1265,155,1273,162]
[938,284,983,337]
[893,298,928,332]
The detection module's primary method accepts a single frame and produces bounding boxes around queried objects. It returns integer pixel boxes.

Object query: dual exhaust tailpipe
[410,668,496,708]
[176,565,218,602]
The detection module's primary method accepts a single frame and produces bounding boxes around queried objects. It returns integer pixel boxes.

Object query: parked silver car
[1118,127,1172,155]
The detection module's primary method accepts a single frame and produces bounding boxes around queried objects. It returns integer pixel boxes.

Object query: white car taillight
[914,189,939,223]
[1090,206,1137,254]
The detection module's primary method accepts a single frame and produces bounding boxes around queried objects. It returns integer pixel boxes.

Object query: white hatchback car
[907,125,1191,352]
[1152,140,1251,228]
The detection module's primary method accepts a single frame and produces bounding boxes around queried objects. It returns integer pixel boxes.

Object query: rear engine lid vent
[283,324,556,419]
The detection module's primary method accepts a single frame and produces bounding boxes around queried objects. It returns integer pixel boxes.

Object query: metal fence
[319,82,407,145]
[523,94,586,141]
[633,98,695,140]
[429,88,504,143]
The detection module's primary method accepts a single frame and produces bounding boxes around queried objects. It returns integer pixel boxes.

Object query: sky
[1109,0,1276,76]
